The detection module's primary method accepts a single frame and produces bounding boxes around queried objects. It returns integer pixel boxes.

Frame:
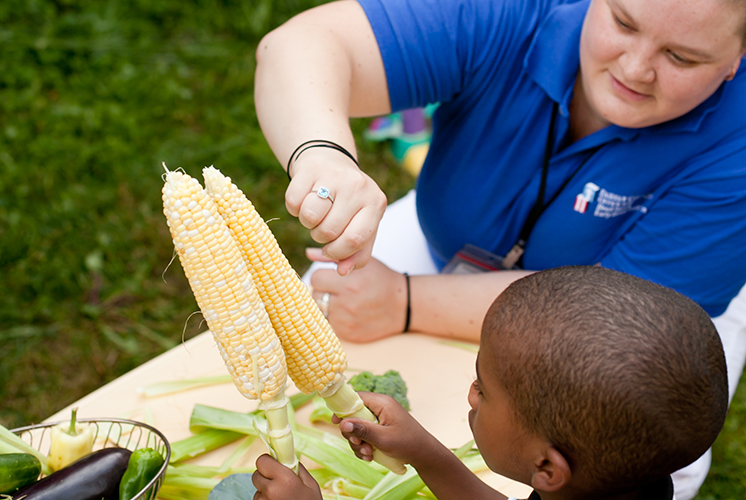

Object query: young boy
[252,266,729,500]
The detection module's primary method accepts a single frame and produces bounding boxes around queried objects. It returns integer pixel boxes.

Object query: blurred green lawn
[0,1,743,498]
[0,0,411,424]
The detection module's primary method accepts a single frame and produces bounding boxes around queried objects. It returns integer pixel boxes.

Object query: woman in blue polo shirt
[254,0,746,496]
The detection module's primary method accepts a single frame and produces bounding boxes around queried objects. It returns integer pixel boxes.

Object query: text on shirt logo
[573,182,650,218]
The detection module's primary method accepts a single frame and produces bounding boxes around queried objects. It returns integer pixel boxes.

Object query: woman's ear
[725,62,739,80]
[726,51,744,81]
[530,446,571,493]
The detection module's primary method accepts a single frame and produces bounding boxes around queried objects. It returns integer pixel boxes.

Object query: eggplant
[13,447,132,500]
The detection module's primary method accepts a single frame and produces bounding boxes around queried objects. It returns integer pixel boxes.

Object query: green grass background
[0,1,742,498]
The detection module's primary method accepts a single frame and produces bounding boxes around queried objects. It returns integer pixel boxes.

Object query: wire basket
[11,418,170,500]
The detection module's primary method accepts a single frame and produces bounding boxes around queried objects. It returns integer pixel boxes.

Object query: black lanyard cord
[502,102,600,269]
[521,102,558,244]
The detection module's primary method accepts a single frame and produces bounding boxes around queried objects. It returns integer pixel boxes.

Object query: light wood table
[46,331,531,499]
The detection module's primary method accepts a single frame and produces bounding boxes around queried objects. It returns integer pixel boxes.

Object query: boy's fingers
[338,393,409,458]
[340,418,381,447]
[254,455,321,500]
[339,420,376,460]
[298,463,322,493]
[357,391,398,418]
[255,453,290,479]
[252,469,269,492]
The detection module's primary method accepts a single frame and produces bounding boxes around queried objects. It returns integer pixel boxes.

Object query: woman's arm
[409,270,534,341]
[255,1,391,149]
[255,0,392,275]
[309,256,533,343]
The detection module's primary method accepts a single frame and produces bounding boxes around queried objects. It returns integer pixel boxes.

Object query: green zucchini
[0,452,42,494]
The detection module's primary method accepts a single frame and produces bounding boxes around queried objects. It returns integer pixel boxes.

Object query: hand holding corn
[163,165,405,474]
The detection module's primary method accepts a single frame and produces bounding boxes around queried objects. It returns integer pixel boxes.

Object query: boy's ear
[530,446,571,493]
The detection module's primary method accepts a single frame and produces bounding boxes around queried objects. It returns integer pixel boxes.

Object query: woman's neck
[569,74,610,141]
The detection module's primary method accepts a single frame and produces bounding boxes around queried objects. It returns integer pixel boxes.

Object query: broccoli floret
[375,370,410,411]
[349,371,377,392]
[350,370,410,411]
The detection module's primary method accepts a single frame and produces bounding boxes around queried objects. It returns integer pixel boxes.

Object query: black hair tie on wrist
[403,272,411,333]
[286,139,360,181]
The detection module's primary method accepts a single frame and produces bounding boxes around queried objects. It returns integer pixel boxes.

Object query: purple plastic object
[401,108,427,135]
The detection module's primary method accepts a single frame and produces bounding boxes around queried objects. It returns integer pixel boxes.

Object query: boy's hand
[333,392,438,467]
[252,455,322,500]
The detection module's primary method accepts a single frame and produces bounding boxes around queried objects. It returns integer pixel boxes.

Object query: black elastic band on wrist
[403,272,411,333]
[286,140,360,180]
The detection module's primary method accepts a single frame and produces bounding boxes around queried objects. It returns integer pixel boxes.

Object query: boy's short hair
[482,266,728,492]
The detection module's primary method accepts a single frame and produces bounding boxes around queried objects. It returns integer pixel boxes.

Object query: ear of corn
[202,166,406,475]
[161,166,296,470]
[203,166,346,395]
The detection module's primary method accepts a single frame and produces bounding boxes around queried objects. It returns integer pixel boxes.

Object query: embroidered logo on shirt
[573,183,650,218]
[573,182,599,214]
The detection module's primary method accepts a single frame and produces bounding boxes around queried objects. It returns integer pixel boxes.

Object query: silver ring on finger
[317,292,331,318]
[313,186,334,204]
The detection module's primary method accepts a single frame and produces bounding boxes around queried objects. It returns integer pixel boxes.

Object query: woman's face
[578,0,746,129]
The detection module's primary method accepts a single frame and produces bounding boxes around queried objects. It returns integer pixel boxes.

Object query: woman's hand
[286,148,388,276]
[308,251,408,342]
[333,392,441,467]
[253,456,322,500]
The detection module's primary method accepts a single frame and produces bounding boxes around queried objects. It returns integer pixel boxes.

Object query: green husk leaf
[364,441,488,500]
[159,475,221,500]
[412,451,490,499]
[362,467,419,500]
[294,428,385,488]
[288,392,316,410]
[298,424,391,474]
[461,453,489,474]
[167,463,255,478]
[297,424,359,453]
[170,429,245,462]
[325,477,374,499]
[188,392,313,435]
[309,396,335,424]
[308,467,340,485]
[287,397,298,431]
[189,404,261,435]
[171,393,312,462]
[218,435,256,472]
[137,375,233,397]
[453,440,475,459]
[438,340,479,352]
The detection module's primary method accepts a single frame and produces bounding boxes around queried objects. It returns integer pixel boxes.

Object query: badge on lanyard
[442,244,512,274]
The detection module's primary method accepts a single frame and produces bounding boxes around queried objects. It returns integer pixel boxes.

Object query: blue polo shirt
[358,0,746,317]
